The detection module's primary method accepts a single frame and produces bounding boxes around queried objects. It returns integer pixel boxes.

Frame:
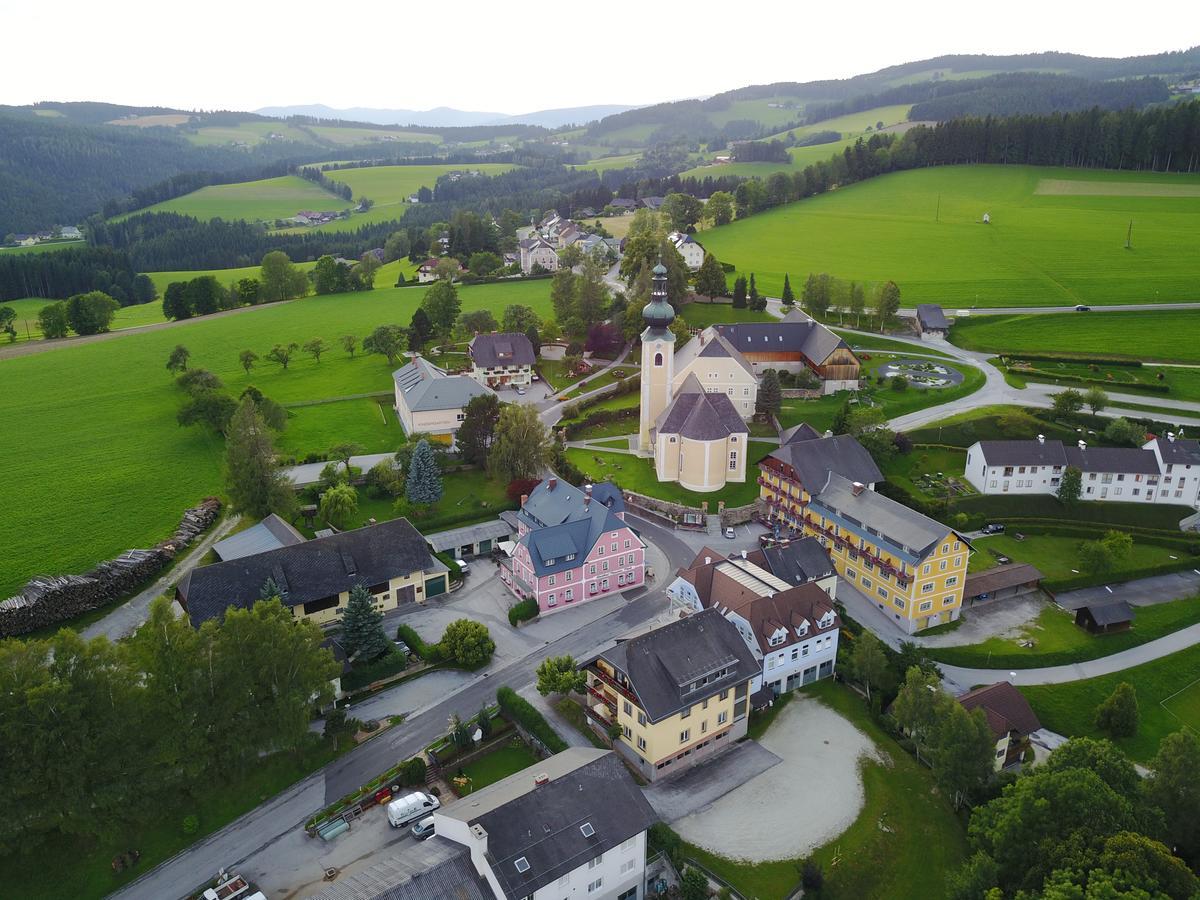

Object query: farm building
[1075,599,1134,634]
[962,563,1043,605]
[211,513,306,562]
[916,304,950,340]
[393,356,495,443]
[712,309,861,394]
[426,518,516,560]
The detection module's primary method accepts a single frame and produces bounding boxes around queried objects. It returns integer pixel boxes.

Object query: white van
[387,791,440,828]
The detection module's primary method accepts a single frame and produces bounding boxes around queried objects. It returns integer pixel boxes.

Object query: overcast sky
[3,1,1195,114]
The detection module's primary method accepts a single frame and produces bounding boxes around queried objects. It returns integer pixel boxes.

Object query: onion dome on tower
[642,261,675,332]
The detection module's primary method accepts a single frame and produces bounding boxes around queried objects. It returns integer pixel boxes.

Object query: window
[515,858,531,873]
[680,729,690,743]
[729,451,738,470]
[589,564,596,575]
[939,560,947,571]
[623,700,632,716]
[620,860,638,876]
[624,539,631,549]
[548,575,556,586]
[680,706,691,718]
[580,822,595,838]
[845,568,857,581]
[547,594,557,607]
[944,595,955,605]
[611,542,618,552]
[719,689,729,701]
[877,586,888,600]
[922,582,934,594]
[653,352,663,367]
[598,545,604,556]
[589,854,604,869]
[717,710,728,725]
[623,725,631,739]
[566,588,573,601]
[637,711,647,726]
[701,720,708,733]
[919,600,933,612]
[953,556,962,567]
[945,576,958,587]
[861,576,872,589]
[637,736,646,750]
[588,879,603,894]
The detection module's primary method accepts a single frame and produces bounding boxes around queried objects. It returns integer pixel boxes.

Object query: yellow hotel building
[758,429,970,633]
[580,609,760,781]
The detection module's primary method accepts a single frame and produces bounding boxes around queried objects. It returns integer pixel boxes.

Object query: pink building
[500,478,645,613]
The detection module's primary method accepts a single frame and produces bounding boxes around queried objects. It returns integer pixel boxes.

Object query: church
[636,263,862,494]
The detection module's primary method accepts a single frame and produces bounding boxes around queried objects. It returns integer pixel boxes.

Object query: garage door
[396,584,416,604]
[425,575,447,598]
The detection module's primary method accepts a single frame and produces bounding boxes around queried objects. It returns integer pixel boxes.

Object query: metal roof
[425,518,515,553]
[812,473,960,561]
[212,514,306,561]
[393,356,494,412]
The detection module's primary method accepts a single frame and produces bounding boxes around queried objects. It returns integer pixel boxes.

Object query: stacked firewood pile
[0,498,222,638]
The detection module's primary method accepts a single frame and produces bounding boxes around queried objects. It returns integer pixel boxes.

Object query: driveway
[1054,569,1200,610]
[916,594,1048,648]
[672,694,881,862]
[642,740,781,823]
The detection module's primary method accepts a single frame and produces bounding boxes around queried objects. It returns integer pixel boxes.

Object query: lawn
[116,175,346,223]
[678,303,775,328]
[561,366,634,400]
[457,743,540,794]
[5,735,338,900]
[553,697,609,749]
[699,165,1200,306]
[1,297,168,343]
[0,240,86,254]
[681,680,965,900]
[970,533,1183,581]
[0,278,552,598]
[831,328,954,358]
[1020,642,1200,762]
[952,309,1200,364]
[276,397,402,456]
[563,448,765,508]
[574,154,641,173]
[928,597,1200,669]
[879,445,971,504]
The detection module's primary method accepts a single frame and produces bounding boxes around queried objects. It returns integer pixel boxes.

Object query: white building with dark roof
[393,356,495,442]
[469,332,536,388]
[653,374,749,492]
[518,237,560,274]
[667,231,705,270]
[964,433,1200,507]
[434,748,657,900]
[915,304,950,340]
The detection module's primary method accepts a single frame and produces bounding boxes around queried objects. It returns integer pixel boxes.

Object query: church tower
[638,262,676,455]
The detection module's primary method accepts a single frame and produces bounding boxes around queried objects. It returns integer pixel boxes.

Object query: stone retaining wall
[0,498,222,637]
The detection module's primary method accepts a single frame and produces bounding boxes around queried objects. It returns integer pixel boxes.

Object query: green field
[1021,642,1200,762]
[2,297,167,342]
[971,533,1184,581]
[0,240,86,254]
[281,163,518,233]
[574,154,641,173]
[563,448,764,508]
[700,165,1200,306]
[458,744,540,794]
[119,175,345,224]
[0,277,554,597]
[305,124,441,145]
[678,303,774,327]
[952,309,1200,363]
[928,597,1200,670]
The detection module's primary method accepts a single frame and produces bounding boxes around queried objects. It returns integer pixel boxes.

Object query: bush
[439,619,495,668]
[508,598,539,626]
[496,686,568,752]
[397,624,442,663]
[1007,352,1141,367]
[1095,682,1139,738]
[563,405,639,439]
[181,814,199,836]
[402,756,427,786]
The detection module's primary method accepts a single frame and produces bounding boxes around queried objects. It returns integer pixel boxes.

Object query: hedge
[563,406,639,439]
[397,624,442,663]
[988,521,1200,550]
[342,648,409,692]
[953,494,1192,531]
[508,598,539,626]
[496,686,568,753]
[1015,366,1170,394]
[434,551,464,581]
[1005,353,1142,367]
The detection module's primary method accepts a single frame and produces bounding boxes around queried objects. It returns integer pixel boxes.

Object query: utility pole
[935,193,941,224]
[1125,219,1133,250]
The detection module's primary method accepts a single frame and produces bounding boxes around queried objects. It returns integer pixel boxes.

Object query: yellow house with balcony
[580,609,761,781]
[806,474,971,633]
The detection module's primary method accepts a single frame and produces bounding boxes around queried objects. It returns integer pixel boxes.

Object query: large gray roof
[916,304,949,330]
[469,332,536,368]
[974,440,1069,467]
[715,312,849,365]
[440,749,657,900]
[655,373,747,441]
[811,473,959,562]
[393,356,494,413]
[517,480,631,578]
[591,608,760,722]
[758,537,836,585]
[211,513,306,561]
[1152,436,1200,465]
[672,328,756,378]
[1064,445,1162,475]
[765,429,882,492]
[177,518,445,626]
[426,518,515,553]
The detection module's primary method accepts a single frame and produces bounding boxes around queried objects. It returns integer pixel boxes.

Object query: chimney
[1078,440,1087,451]
[851,481,865,496]
[824,430,833,439]
[1168,432,1176,442]
[1037,434,1045,444]
[520,493,529,507]
[741,550,747,559]
[548,477,557,491]
[533,773,550,786]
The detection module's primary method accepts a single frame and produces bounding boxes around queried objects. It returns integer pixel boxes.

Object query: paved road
[900,302,1200,317]
[80,514,241,643]
[111,515,694,900]
[538,341,633,428]
[939,622,1200,691]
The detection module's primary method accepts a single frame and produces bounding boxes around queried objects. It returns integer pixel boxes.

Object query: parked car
[724,526,736,539]
[531,373,540,381]
[1074,304,1091,312]
[411,816,436,840]
[393,639,411,656]
[455,558,470,575]
[517,386,527,395]
[387,792,439,828]
[981,523,1006,534]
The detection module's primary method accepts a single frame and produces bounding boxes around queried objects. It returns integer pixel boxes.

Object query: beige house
[654,375,749,492]
[393,356,495,442]
[177,517,450,627]
[517,237,560,274]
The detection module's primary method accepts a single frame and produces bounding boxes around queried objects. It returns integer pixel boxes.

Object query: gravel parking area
[674,695,881,862]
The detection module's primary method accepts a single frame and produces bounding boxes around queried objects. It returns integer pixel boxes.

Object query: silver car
[411,816,436,840]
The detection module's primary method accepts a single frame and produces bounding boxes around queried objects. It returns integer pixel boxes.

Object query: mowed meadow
[0,277,552,597]
[700,164,1200,306]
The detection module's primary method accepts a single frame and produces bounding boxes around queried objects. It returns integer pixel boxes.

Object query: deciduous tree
[695,252,727,300]
[1052,388,1085,416]
[303,337,328,363]
[439,619,495,668]
[502,304,541,334]
[340,334,357,357]
[850,630,891,706]
[1145,730,1200,863]
[239,349,258,374]
[1057,465,1082,506]
[931,702,996,810]
[319,483,358,529]
[458,309,498,336]
[166,344,191,374]
[259,251,308,303]
[535,655,585,696]
[1084,386,1109,415]
[37,301,69,338]
[224,396,295,519]
[1095,682,1139,738]
[457,393,501,467]
[875,280,901,329]
[704,191,734,227]
[266,342,299,370]
[364,324,407,365]
[490,404,554,482]
[66,290,118,335]
[421,279,461,336]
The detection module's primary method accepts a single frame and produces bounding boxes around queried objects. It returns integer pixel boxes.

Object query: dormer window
[566,554,575,561]
[546,558,555,565]
[768,633,785,647]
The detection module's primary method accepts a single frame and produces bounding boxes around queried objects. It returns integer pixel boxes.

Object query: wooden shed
[1075,599,1134,634]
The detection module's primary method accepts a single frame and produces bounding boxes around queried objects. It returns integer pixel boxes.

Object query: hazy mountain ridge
[253,103,639,129]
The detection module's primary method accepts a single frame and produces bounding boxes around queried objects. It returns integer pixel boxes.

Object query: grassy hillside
[951,309,1200,363]
[117,175,345,223]
[699,165,1200,306]
[0,277,552,597]
[180,120,442,148]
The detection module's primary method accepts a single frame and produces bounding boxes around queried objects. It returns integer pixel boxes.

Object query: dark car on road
[981,523,1006,534]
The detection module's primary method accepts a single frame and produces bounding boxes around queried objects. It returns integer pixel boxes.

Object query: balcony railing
[586,684,616,711]
[804,516,911,586]
[588,666,637,706]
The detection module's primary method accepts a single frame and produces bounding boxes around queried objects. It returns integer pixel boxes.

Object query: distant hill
[254,103,639,129]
